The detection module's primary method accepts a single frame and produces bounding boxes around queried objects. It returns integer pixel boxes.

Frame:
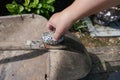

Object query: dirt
[72,31,120,47]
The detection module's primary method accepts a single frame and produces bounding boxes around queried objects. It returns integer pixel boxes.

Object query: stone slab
[0,14,48,80]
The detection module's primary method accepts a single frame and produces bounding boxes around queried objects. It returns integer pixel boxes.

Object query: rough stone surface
[47,33,91,80]
[0,51,48,80]
[0,14,48,42]
[0,14,91,80]
[80,46,120,80]
[0,14,48,80]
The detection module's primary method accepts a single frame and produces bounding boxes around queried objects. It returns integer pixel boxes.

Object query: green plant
[71,20,87,32]
[6,0,55,18]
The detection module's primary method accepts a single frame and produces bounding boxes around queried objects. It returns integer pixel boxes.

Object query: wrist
[61,1,83,24]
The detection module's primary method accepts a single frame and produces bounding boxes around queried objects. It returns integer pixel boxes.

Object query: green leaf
[25,7,31,12]
[18,5,24,13]
[6,1,24,14]
[71,20,87,32]
[12,1,17,4]
[29,0,39,8]
[48,5,54,12]
[42,4,54,12]
[6,4,16,13]
[40,9,44,13]
[23,0,30,6]
[37,3,42,9]
[47,0,55,4]
[36,9,40,14]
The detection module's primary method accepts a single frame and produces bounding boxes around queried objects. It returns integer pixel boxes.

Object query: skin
[47,0,120,41]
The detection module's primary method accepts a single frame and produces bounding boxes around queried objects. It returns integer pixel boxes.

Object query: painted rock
[94,6,120,25]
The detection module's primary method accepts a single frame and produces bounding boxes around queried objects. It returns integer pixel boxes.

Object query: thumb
[53,29,63,41]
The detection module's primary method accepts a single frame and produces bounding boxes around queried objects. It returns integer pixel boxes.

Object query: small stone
[118,37,120,40]
[109,39,114,43]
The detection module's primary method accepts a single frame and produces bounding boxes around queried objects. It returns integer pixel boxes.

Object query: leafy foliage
[6,0,55,18]
[6,1,24,14]
[71,20,87,32]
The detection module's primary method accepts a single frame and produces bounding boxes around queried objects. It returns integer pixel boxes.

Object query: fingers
[46,21,55,31]
[46,22,63,41]
[46,12,70,41]
[53,29,63,41]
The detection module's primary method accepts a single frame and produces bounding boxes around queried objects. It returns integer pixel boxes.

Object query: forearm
[62,0,120,23]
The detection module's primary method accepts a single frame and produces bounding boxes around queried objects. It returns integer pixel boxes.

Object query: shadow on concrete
[1,33,120,80]
[0,49,48,64]
[48,33,92,80]
[80,53,120,80]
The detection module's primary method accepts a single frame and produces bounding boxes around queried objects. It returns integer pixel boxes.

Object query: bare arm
[63,0,120,22]
[47,0,120,41]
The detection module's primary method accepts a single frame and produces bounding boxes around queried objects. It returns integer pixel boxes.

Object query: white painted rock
[0,14,91,80]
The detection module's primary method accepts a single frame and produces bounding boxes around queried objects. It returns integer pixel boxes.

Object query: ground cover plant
[6,0,55,18]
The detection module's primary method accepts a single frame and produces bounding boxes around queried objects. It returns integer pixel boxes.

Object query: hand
[46,12,73,41]
[46,0,120,41]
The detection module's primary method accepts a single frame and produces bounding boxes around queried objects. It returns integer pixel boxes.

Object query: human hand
[46,12,73,41]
